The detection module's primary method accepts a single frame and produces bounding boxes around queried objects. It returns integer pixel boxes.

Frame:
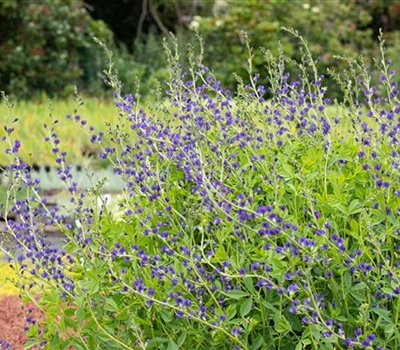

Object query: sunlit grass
[0,94,363,169]
[0,96,122,166]
[0,255,20,296]
[0,252,83,297]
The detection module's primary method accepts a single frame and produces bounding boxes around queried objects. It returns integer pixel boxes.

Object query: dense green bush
[0,0,112,99]
[113,31,170,98]
[194,0,379,97]
[387,31,400,89]
[2,0,400,100]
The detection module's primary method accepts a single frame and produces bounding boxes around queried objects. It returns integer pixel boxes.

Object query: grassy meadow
[0,96,122,166]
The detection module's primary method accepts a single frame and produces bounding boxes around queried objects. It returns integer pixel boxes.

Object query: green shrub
[0,0,112,99]
[195,0,377,98]
[386,31,400,92]
[2,31,400,349]
[113,31,170,98]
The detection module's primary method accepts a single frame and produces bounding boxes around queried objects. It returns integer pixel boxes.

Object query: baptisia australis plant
[1,29,400,349]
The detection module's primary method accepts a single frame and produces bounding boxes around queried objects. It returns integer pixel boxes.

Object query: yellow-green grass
[0,255,20,296]
[0,252,81,297]
[0,95,364,168]
[0,97,123,166]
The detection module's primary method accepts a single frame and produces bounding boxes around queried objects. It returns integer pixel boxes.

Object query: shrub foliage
[0,0,111,99]
[1,31,400,349]
[196,0,377,98]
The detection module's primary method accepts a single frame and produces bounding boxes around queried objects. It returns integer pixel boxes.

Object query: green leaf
[261,300,278,312]
[227,290,250,300]
[336,316,348,322]
[64,308,75,317]
[302,326,311,339]
[323,336,339,343]
[59,315,66,332]
[105,298,119,312]
[251,336,264,350]
[280,163,294,179]
[147,337,168,349]
[243,276,254,293]
[81,278,100,294]
[382,287,394,296]
[285,312,302,332]
[372,307,392,323]
[276,315,292,333]
[160,310,173,323]
[73,342,88,350]
[240,297,253,317]
[75,307,86,324]
[330,201,347,214]
[351,291,366,302]
[349,219,359,235]
[227,304,237,320]
[167,340,179,350]
[23,339,41,349]
[133,315,148,325]
[351,282,366,291]
[348,199,363,215]
[311,326,321,341]
[177,332,187,347]
[385,324,395,336]
[215,245,228,260]
[344,272,352,290]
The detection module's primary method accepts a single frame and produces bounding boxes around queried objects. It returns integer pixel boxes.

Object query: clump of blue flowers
[1,30,400,350]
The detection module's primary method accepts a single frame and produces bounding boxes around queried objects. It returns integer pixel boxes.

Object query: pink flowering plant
[1,29,400,350]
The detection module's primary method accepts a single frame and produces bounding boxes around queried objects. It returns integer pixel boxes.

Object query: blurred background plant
[1,0,400,99]
[194,0,400,98]
[0,0,112,99]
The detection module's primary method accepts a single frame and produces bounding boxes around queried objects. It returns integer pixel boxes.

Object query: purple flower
[277,287,285,295]
[231,327,243,336]
[222,260,230,268]
[355,328,362,337]
[183,299,192,307]
[287,283,299,294]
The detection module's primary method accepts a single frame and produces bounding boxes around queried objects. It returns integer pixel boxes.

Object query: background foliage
[1,0,400,99]
[193,0,400,98]
[0,0,112,98]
